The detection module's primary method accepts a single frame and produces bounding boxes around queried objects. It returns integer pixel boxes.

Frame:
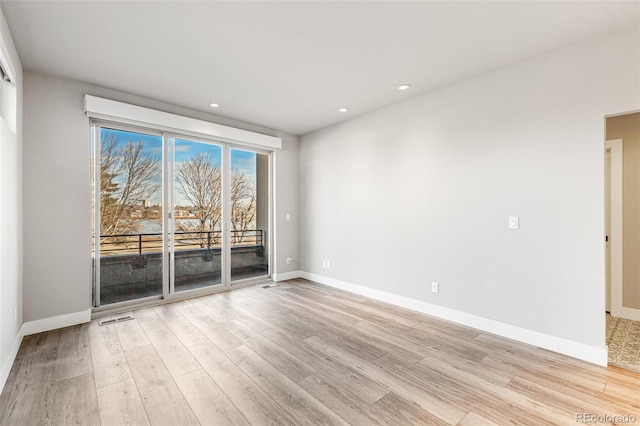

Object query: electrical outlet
[322,261,327,269]
[286,257,293,265]
[326,261,331,269]
[431,282,439,294]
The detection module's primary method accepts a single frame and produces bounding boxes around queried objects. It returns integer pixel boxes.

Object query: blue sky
[101,128,257,206]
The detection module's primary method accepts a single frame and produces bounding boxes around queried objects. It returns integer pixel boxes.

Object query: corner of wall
[0,326,24,394]
[273,132,301,278]
[0,4,24,396]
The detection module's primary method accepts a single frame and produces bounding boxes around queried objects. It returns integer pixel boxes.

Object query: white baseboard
[272,270,301,282]
[611,306,640,321]
[300,272,607,366]
[21,308,92,336]
[1,326,24,394]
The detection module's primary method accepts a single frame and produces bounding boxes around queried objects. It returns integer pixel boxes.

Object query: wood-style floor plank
[393,354,566,425]
[190,295,238,323]
[125,345,199,425]
[50,372,100,426]
[16,329,61,356]
[136,314,201,378]
[174,300,243,351]
[281,291,370,327]
[604,375,640,405]
[96,377,150,426]
[505,375,608,420]
[188,342,299,426]
[0,346,57,425]
[113,312,151,351]
[418,352,514,387]
[88,320,132,389]
[227,292,321,340]
[482,355,640,417]
[371,392,450,426]
[2,279,640,426]
[243,289,426,364]
[53,324,93,382]
[261,327,390,404]
[324,294,419,328]
[174,368,249,426]
[223,319,316,382]
[457,411,501,426]
[206,295,274,333]
[226,345,348,426]
[296,373,385,426]
[303,334,468,424]
[154,303,209,348]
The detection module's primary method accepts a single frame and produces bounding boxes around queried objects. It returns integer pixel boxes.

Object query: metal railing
[98,229,263,256]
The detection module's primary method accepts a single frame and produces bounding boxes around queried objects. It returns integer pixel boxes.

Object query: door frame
[227,144,274,287]
[92,120,273,310]
[606,138,640,320]
[606,139,623,317]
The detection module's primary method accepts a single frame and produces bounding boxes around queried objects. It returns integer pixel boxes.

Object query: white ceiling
[2,1,638,135]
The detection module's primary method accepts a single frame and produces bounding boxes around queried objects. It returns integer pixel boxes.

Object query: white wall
[275,133,300,276]
[300,27,640,351]
[274,131,300,278]
[0,5,23,389]
[23,71,299,322]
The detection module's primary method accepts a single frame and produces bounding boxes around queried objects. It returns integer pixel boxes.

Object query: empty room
[1,1,639,425]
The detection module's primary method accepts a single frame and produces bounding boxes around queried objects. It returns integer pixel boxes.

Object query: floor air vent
[99,316,135,326]
[263,284,280,289]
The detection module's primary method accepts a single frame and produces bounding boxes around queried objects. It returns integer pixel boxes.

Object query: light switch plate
[509,216,519,229]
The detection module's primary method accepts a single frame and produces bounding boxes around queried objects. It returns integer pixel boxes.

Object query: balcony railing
[95,229,267,304]
[97,229,263,256]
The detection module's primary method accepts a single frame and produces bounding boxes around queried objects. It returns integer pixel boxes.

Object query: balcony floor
[98,265,268,305]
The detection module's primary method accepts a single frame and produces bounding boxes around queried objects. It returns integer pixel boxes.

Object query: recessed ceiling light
[398,84,411,91]
[209,103,220,108]
[338,108,349,113]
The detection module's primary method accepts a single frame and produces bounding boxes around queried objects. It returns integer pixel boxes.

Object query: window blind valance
[84,95,282,150]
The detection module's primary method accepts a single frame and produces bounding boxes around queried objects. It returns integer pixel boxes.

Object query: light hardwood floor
[1,279,639,425]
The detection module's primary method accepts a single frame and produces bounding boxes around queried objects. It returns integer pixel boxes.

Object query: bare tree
[230,170,256,245]
[175,156,257,248]
[100,134,161,237]
[175,153,222,248]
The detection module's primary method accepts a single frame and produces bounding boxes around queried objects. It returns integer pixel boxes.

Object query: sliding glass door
[171,138,223,292]
[230,148,270,282]
[92,126,164,305]
[92,123,271,308]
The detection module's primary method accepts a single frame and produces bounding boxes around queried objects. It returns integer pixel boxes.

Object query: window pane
[95,127,163,305]
[173,139,223,291]
[230,148,268,281]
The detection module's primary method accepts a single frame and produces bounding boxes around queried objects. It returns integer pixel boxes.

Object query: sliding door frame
[228,143,274,287]
[92,124,100,307]
[91,119,274,312]
[92,120,166,308]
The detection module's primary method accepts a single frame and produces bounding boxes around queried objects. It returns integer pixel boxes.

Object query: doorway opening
[605,112,640,373]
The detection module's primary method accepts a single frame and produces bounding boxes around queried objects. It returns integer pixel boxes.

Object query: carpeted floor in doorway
[607,313,640,373]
